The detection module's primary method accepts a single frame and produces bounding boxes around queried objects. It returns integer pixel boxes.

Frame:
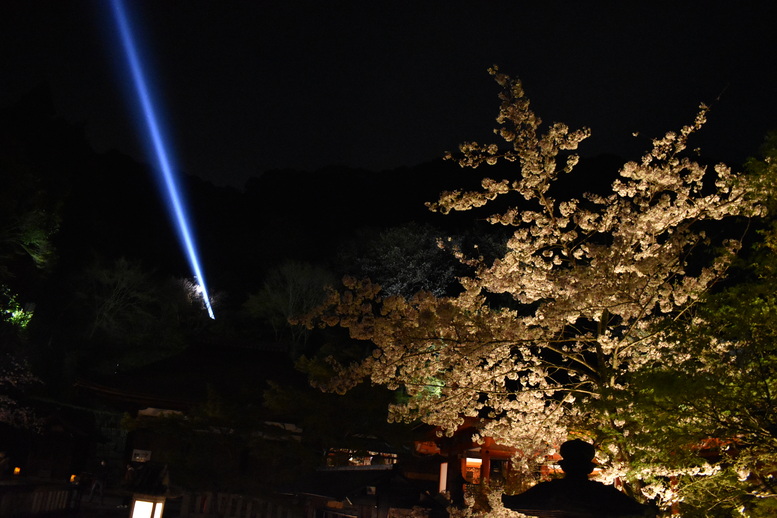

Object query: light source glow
[130,496,165,518]
[108,0,215,319]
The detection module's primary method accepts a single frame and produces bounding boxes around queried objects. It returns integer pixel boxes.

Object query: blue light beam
[109,0,215,319]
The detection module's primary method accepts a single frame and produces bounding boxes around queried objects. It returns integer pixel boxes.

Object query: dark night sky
[2,1,776,187]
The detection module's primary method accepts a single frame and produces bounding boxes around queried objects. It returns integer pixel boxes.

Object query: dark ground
[69,493,128,518]
[61,488,182,518]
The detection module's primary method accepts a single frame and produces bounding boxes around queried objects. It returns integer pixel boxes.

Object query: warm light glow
[133,501,153,518]
[438,462,448,493]
[108,0,215,319]
[13,467,20,475]
[464,458,482,484]
[131,496,165,518]
[70,474,77,483]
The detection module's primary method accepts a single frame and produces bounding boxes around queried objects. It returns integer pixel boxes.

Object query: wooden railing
[0,481,76,517]
[179,492,300,518]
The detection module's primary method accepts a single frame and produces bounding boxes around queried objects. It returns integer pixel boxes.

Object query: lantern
[130,494,165,518]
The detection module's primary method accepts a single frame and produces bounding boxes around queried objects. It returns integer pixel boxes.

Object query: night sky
[2,1,776,187]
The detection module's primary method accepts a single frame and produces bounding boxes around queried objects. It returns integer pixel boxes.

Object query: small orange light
[13,467,21,475]
[70,474,77,483]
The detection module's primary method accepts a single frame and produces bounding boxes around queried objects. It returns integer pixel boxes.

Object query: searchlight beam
[108,0,215,319]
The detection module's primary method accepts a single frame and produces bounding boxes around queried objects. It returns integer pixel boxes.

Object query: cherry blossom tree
[303,69,764,505]
[620,133,777,516]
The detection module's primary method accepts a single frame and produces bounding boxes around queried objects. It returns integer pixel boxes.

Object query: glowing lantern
[464,457,482,484]
[130,494,165,518]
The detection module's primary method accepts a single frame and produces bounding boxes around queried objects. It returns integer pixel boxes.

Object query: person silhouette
[502,439,655,518]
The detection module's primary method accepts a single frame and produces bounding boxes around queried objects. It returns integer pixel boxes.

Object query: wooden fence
[179,492,301,518]
[0,482,76,517]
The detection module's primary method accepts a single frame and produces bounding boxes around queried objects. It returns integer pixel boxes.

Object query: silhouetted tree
[244,261,335,352]
[0,89,68,428]
[339,222,471,298]
[72,257,209,374]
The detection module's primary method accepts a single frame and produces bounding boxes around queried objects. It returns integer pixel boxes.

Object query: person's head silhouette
[558,439,596,479]
[503,439,655,517]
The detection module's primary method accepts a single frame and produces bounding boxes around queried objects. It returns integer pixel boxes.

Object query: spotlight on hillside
[108,0,215,319]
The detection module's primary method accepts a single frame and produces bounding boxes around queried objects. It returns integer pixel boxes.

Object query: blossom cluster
[304,71,766,509]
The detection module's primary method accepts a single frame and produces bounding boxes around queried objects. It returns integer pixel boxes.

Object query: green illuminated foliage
[0,285,32,329]
[0,145,60,282]
[625,134,777,516]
